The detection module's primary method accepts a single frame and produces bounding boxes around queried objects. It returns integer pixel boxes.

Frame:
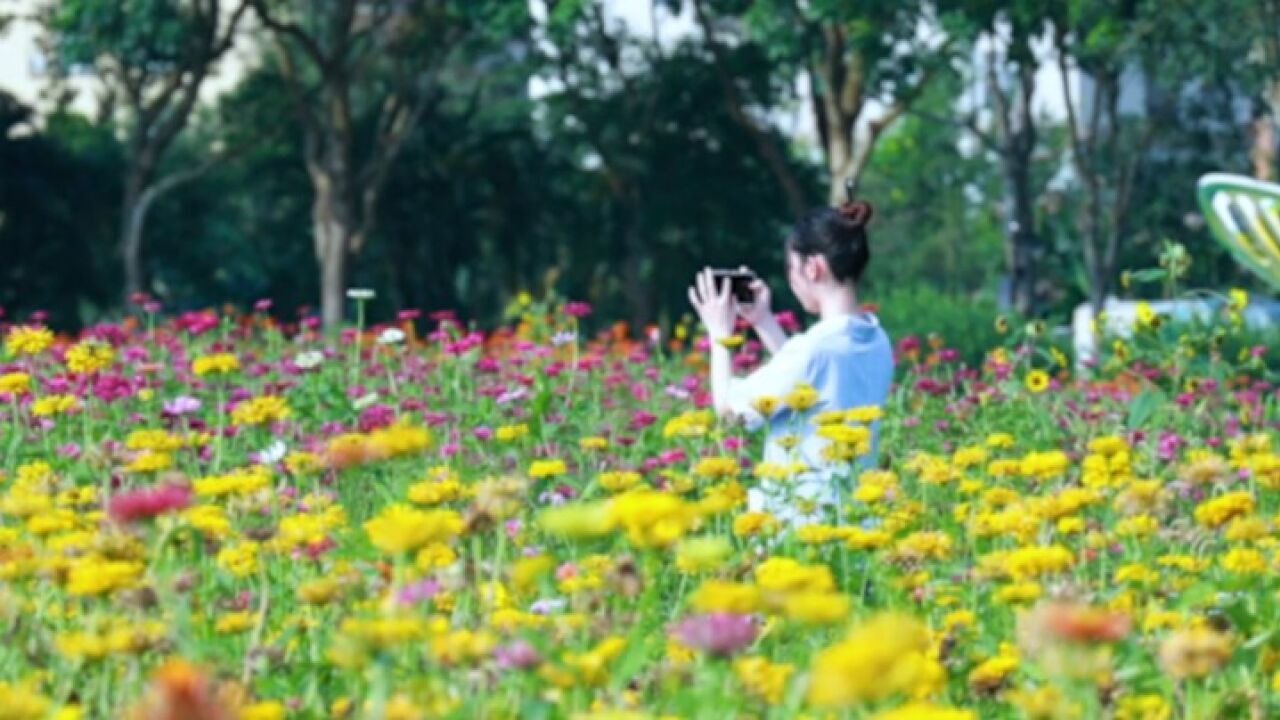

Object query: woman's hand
[735,265,774,327]
[688,267,737,341]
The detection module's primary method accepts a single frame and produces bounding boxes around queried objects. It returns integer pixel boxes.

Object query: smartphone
[710,269,757,304]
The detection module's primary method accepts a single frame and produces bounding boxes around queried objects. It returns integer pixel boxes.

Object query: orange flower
[1040,602,1131,644]
[127,658,237,720]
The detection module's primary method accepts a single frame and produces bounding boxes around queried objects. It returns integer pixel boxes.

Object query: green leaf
[1127,268,1167,284]
[1126,389,1164,429]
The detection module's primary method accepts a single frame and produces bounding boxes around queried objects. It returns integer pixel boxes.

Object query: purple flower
[494,639,541,669]
[672,613,758,656]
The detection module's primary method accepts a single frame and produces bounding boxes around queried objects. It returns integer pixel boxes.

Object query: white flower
[551,330,577,347]
[254,440,288,464]
[294,350,324,370]
[377,327,406,345]
[346,288,376,301]
[352,392,379,410]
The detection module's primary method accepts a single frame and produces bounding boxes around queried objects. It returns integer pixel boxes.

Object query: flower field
[1,295,1278,720]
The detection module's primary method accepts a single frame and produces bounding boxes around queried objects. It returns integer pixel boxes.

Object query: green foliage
[871,284,1006,366]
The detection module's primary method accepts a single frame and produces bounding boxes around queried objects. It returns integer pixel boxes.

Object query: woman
[687,198,893,525]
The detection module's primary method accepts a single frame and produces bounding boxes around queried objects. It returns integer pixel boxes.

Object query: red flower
[109,483,193,524]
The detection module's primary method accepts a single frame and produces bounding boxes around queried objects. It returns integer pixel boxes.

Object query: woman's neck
[816,286,860,320]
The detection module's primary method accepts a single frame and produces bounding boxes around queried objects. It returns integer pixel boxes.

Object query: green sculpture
[1197,173,1280,292]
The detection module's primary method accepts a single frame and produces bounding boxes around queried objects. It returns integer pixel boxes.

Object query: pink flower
[494,639,541,669]
[563,301,593,318]
[672,613,758,656]
[108,483,192,524]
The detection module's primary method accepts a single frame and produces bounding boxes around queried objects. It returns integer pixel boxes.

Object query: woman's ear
[804,254,827,283]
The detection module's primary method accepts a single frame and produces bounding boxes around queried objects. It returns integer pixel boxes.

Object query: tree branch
[691,0,808,217]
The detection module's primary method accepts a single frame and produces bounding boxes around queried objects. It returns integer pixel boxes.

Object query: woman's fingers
[687,286,701,310]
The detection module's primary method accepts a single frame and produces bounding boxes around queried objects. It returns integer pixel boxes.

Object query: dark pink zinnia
[108,483,192,523]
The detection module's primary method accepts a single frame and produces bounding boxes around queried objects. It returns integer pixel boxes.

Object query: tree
[247,0,498,330]
[941,1,1057,316]
[1049,1,1151,313]
[731,0,954,204]
[532,0,814,328]
[41,0,249,303]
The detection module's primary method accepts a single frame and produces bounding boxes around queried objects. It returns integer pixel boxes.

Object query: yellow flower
[807,612,941,707]
[597,470,642,493]
[0,371,32,395]
[784,383,819,411]
[1228,288,1248,311]
[126,429,184,452]
[66,558,144,596]
[538,500,616,539]
[579,436,609,451]
[217,541,261,578]
[191,352,240,376]
[690,580,761,614]
[870,703,976,720]
[782,591,852,625]
[194,465,272,498]
[495,424,529,442]
[1024,370,1050,394]
[4,325,54,356]
[1158,628,1233,679]
[750,395,781,417]
[675,536,732,574]
[732,512,778,537]
[734,656,794,705]
[65,340,115,374]
[215,611,254,634]
[755,558,834,597]
[32,394,79,417]
[529,459,568,479]
[364,504,463,555]
[1194,491,1254,528]
[608,490,697,548]
[1115,693,1171,720]
[126,451,173,474]
[298,577,343,605]
[693,456,739,479]
[1220,547,1266,574]
[240,701,287,720]
[0,681,50,719]
[231,395,291,425]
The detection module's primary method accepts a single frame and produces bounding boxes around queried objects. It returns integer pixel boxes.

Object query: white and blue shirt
[726,312,894,523]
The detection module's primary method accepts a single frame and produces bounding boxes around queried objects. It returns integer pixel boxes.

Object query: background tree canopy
[1,0,1275,354]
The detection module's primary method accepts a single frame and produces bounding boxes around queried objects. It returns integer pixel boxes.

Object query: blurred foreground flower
[109,483,193,524]
[671,612,758,656]
[125,658,237,720]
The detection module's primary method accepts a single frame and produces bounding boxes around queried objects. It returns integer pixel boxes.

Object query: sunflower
[1024,369,1051,394]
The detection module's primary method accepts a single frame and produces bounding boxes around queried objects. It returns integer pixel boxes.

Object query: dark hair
[786,199,874,285]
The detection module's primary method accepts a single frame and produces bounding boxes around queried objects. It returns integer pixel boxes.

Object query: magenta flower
[672,613,758,656]
[562,301,592,318]
[358,403,396,432]
[108,483,193,524]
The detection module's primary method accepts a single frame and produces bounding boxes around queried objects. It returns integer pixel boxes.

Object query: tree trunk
[1002,155,1038,316]
[121,171,146,304]
[313,168,354,332]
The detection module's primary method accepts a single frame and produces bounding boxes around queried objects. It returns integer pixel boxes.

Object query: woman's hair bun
[837,199,874,227]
